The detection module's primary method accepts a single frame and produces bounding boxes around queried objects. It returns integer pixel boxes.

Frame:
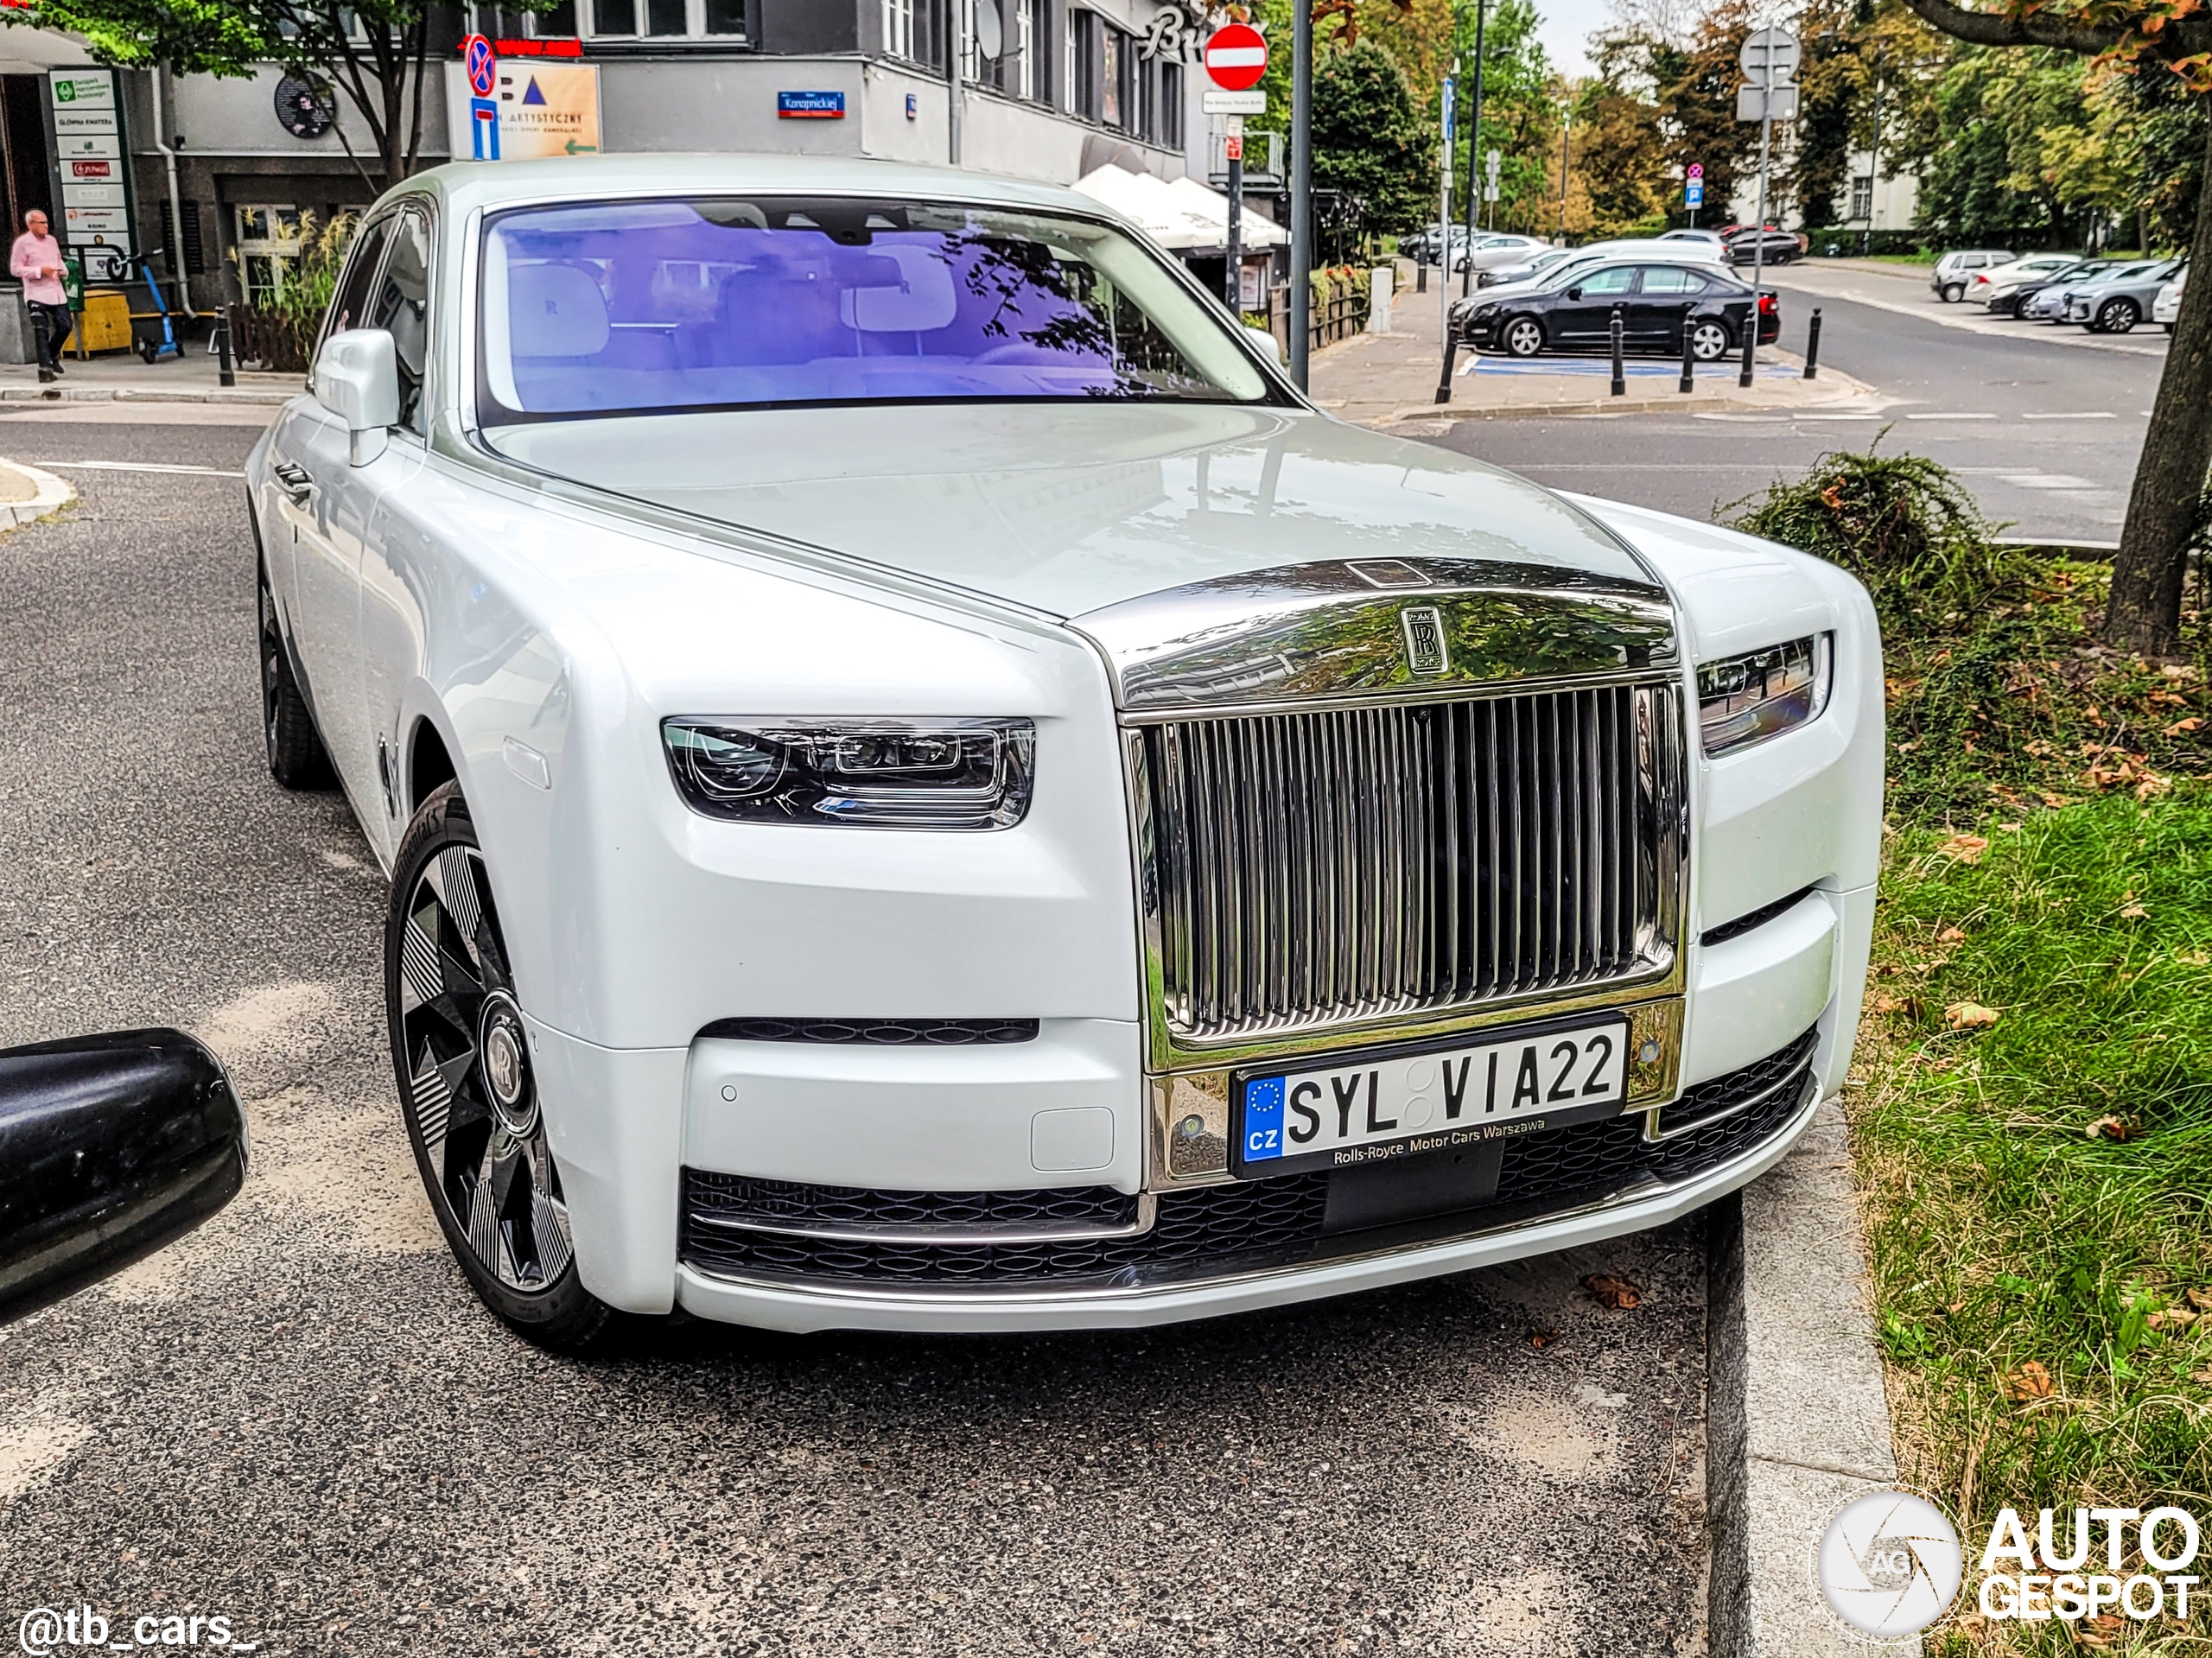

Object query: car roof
[383,154,1109,226]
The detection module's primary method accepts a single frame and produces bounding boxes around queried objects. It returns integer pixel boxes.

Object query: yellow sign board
[494,62,601,159]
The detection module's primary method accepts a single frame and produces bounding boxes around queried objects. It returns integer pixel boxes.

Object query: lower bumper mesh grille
[678,1030,1821,1292]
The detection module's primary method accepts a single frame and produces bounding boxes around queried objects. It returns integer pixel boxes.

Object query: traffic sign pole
[1203,25,1268,331]
[1290,5,1313,389]
[1736,29,1796,388]
[1459,0,1486,298]
[1434,75,1455,403]
[1225,118,1243,314]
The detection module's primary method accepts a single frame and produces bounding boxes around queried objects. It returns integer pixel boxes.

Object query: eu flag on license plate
[1243,1077,1285,1162]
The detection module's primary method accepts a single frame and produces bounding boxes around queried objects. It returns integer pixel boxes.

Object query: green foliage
[1311,38,1434,242]
[1726,435,2024,632]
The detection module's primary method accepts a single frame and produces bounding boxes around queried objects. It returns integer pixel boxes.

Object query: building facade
[0,0,1228,314]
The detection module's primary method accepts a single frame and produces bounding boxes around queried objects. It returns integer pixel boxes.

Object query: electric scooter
[128,247,182,364]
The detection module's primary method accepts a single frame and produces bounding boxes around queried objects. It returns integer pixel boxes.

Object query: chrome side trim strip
[687,1192,1158,1248]
[680,1077,1824,1308]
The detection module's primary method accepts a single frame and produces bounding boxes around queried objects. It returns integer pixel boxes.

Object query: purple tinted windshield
[479,197,1271,420]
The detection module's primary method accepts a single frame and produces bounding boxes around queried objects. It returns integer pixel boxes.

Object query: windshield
[477,195,1277,422]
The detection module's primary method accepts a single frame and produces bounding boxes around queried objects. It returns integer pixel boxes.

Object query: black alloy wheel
[2094,297,2139,334]
[1502,316,1545,358]
[258,563,334,790]
[386,782,621,1352]
[1688,319,1732,362]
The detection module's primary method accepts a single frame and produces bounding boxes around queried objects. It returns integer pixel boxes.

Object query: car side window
[366,208,432,437]
[322,215,394,349]
[1638,267,1706,295]
[1578,266,1637,295]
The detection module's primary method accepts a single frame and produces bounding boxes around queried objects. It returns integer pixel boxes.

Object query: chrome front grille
[1135,682,1684,1045]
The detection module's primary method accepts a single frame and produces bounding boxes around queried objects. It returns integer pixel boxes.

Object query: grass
[1740,440,2212,1651]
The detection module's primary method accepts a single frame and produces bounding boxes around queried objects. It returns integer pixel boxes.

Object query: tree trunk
[2104,108,2212,655]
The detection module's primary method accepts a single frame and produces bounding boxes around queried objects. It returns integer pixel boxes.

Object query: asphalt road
[0,414,1711,1655]
[1436,260,2168,544]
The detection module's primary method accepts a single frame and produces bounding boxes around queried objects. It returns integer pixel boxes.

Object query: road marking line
[2020,411,2117,420]
[1996,473,2101,490]
[36,459,246,477]
[1903,412,1997,421]
[1795,413,1883,420]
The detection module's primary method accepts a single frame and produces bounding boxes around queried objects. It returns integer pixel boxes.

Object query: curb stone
[0,385,296,406]
[0,457,76,526]
[1708,1096,1916,1657]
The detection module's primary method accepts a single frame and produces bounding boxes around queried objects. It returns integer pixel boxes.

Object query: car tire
[1940,283,1965,303]
[258,562,334,791]
[1503,316,1544,358]
[1688,320,1732,362]
[386,782,630,1356]
[2094,298,2139,334]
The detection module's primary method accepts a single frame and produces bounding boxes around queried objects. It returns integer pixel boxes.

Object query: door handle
[272,461,313,505]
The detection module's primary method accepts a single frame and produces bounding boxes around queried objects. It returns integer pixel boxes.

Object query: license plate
[1233,1016,1631,1178]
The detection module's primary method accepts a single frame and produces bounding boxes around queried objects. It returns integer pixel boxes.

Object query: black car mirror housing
[0,1029,248,1324]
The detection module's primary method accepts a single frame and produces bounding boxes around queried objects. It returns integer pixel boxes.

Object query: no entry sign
[1203,23,1268,92]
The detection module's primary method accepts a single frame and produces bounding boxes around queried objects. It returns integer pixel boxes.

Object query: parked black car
[1459,261,1779,359]
[1723,227,1808,266]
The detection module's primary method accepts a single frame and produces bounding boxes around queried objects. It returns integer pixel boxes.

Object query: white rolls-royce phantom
[246,156,1881,1350]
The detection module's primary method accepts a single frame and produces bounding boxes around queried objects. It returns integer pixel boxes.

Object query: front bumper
[526,878,1869,1330]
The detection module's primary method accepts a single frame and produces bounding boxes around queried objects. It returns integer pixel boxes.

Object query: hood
[483,402,1650,619]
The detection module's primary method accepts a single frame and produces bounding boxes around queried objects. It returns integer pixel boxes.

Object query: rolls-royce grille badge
[1402,606,1449,676]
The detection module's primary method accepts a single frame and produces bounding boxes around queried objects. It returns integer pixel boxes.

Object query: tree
[1313,37,1435,245]
[1893,0,2212,653]
[6,0,518,187]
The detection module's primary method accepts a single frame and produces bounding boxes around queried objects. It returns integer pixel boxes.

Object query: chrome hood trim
[1068,556,1676,716]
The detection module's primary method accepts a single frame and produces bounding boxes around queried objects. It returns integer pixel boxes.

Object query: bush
[1726,436,2024,634]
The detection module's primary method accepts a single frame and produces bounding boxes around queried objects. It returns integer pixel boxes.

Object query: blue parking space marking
[1243,1076,1285,1162]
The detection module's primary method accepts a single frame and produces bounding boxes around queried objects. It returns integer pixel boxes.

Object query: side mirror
[313,327,400,467]
[1565,286,1585,301]
[0,1030,247,1325]
[1244,321,1286,365]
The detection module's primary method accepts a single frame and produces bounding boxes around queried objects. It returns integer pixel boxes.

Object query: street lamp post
[1555,105,1572,243]
[1289,0,1313,389]
[1459,0,1487,298]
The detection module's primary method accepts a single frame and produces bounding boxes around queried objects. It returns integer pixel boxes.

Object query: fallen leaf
[2040,791,2069,809]
[2008,1360,2056,1401]
[1873,994,1907,1015]
[2180,950,2209,967]
[2120,902,2148,919]
[1581,1274,1643,1311]
[2135,773,2171,801]
[2079,1613,2126,1648]
[2164,717,2203,736]
[1946,1001,2000,1030]
[2148,1308,2199,1332]
[2086,1115,2135,1141]
[1938,926,1967,943]
[2190,1288,2212,1312]
[1938,833,1990,863]
[1528,1329,1559,1350]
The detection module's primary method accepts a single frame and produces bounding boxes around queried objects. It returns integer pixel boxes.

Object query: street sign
[1739,27,1800,86]
[1736,83,1800,122]
[1203,22,1268,91]
[462,34,496,98]
[1486,148,1501,180]
[1685,181,1704,207]
[1202,88,1267,114]
[1440,77,1455,143]
[1687,162,1704,180]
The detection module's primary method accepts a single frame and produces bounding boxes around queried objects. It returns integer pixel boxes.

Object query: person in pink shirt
[10,209,72,373]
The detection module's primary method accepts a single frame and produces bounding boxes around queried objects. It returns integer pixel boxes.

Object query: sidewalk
[1312,266,1877,429]
[0,344,300,406]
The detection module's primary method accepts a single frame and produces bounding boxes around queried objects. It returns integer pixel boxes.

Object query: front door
[1548,264,1637,348]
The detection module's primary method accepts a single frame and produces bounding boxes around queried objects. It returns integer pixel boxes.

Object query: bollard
[1434,334,1459,404]
[1803,306,1822,379]
[31,307,52,385]
[1415,257,1427,295]
[1609,306,1625,397]
[1680,317,1696,393]
[1738,312,1756,390]
[217,310,237,388]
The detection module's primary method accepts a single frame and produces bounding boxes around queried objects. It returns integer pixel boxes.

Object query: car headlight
[662,718,1035,829]
[1696,635,1832,755]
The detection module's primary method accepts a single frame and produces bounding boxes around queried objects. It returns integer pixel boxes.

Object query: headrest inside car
[509,262,611,358]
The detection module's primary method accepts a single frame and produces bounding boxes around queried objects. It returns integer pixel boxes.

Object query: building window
[1068,10,1097,119]
[1160,60,1182,148]
[587,0,742,38]
[883,0,914,58]
[1100,23,1122,127]
[1850,175,1873,219]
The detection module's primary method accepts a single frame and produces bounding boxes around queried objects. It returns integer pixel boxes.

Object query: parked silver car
[1931,249,2013,302]
[2061,258,2183,333]
[2155,269,2185,332]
